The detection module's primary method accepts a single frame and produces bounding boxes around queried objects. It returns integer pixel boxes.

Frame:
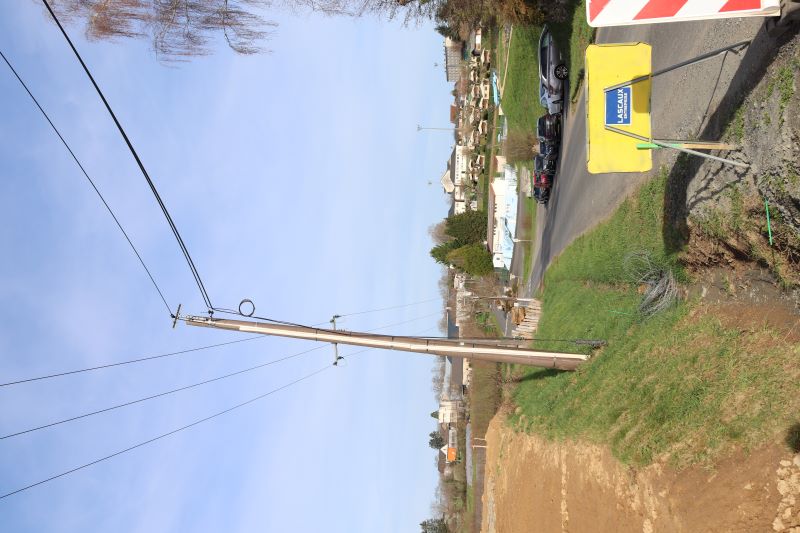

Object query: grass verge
[470,360,503,439]
[501,25,546,133]
[510,170,800,468]
[548,0,594,101]
[521,196,537,282]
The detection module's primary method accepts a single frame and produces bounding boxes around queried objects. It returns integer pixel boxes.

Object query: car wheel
[554,63,568,80]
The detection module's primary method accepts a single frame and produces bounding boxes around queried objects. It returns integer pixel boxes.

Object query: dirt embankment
[481,414,800,533]
[666,25,800,292]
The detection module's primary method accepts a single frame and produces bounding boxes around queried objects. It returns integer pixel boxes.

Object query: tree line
[429,210,493,276]
[50,0,573,62]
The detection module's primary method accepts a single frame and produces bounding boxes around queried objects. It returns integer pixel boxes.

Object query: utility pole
[180,314,589,370]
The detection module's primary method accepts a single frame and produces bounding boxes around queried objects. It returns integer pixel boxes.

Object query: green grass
[509,170,800,468]
[476,311,503,336]
[777,65,795,123]
[765,65,795,126]
[501,25,546,134]
[499,1,594,132]
[539,170,683,285]
[548,0,595,101]
[470,361,502,439]
[496,25,510,87]
[521,196,537,282]
[726,106,745,143]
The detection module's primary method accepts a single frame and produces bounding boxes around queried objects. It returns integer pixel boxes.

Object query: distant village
[431,29,541,487]
[438,30,523,275]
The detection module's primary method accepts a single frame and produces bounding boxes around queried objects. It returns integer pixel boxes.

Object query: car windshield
[539,84,547,105]
[539,34,549,73]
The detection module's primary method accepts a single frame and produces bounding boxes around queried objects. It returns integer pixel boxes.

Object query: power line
[209,297,442,331]
[0,364,330,501]
[0,306,441,388]
[0,345,325,440]
[0,311,441,438]
[339,325,441,361]
[0,49,172,316]
[41,0,213,312]
[363,312,441,332]
[0,336,264,388]
[336,297,441,318]
[38,0,446,327]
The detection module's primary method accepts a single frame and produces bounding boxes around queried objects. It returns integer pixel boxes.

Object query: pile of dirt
[480,415,800,533]
[678,28,800,289]
[774,455,800,531]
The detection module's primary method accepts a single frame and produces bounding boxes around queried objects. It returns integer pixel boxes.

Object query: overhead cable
[336,297,441,318]
[0,49,172,315]
[0,305,438,388]
[339,325,441,361]
[41,0,213,312]
[0,345,325,440]
[0,311,440,439]
[0,336,264,388]
[0,364,330,501]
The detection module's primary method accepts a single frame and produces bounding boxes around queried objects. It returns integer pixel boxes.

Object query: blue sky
[0,3,454,531]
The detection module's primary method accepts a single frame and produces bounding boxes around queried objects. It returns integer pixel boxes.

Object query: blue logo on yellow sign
[605,86,631,126]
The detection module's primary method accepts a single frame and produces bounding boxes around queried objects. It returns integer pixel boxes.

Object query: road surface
[526,17,764,295]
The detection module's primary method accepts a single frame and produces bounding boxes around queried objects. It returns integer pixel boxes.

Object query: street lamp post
[416,124,455,132]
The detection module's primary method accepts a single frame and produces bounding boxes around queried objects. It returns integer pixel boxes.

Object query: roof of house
[441,169,455,193]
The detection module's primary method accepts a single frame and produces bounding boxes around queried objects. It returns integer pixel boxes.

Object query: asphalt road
[526,17,765,295]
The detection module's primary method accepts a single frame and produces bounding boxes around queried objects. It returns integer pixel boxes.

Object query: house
[480,79,491,99]
[441,144,470,211]
[437,344,465,426]
[468,28,482,53]
[438,399,461,424]
[440,169,455,194]
[489,165,519,270]
[439,427,458,463]
[489,177,507,268]
[443,38,464,82]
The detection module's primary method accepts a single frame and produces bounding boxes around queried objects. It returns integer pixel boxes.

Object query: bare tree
[430,355,446,398]
[278,0,443,24]
[49,0,276,60]
[503,128,539,163]
[428,220,450,246]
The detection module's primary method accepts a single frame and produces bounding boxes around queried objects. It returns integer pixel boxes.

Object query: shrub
[446,244,494,276]
[445,210,487,244]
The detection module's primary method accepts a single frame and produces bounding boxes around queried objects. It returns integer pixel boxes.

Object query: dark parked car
[536,113,561,144]
[539,140,557,158]
[533,154,557,205]
[534,154,557,176]
[538,25,568,114]
[533,186,548,204]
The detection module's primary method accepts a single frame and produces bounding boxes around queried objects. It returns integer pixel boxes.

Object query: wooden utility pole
[181,315,589,370]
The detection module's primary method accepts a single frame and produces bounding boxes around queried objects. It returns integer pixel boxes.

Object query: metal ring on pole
[238,299,255,317]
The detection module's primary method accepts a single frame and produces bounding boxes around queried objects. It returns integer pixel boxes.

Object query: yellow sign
[585,43,652,174]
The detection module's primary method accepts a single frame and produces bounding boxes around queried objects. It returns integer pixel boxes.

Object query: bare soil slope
[481,414,800,533]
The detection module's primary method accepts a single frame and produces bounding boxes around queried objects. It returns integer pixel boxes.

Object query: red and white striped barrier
[587,0,781,27]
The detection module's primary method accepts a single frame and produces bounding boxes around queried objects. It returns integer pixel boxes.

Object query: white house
[490,177,507,268]
[489,166,518,269]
